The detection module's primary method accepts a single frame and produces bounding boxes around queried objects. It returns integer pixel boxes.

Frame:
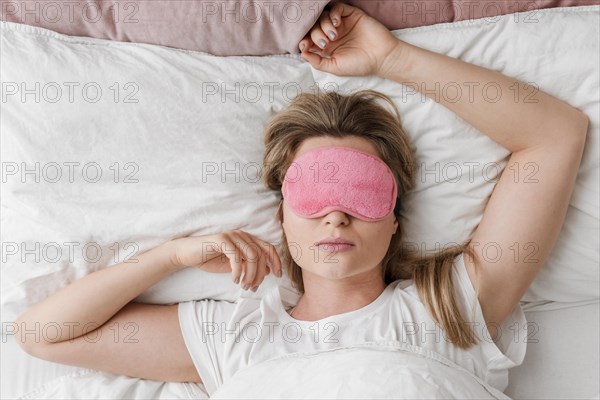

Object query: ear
[392,215,399,234]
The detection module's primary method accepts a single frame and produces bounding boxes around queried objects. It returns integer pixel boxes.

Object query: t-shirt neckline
[270,280,397,328]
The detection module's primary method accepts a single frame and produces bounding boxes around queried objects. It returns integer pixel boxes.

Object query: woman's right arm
[14,230,281,382]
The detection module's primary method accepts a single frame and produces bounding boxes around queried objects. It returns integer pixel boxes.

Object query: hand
[168,230,283,291]
[298,2,405,77]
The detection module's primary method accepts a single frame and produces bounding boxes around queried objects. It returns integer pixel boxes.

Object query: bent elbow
[558,110,589,150]
[12,317,33,355]
[12,317,48,358]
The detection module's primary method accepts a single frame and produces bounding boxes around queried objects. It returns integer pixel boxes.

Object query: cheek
[282,213,318,266]
[282,210,310,242]
[359,220,396,254]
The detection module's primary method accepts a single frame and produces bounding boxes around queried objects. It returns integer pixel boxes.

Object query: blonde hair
[262,90,480,349]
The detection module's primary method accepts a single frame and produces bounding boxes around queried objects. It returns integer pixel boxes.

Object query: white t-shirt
[178,253,527,396]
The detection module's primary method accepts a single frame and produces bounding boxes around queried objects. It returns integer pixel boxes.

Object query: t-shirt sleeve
[452,252,528,391]
[178,299,237,396]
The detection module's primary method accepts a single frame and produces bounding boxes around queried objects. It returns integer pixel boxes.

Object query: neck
[290,266,386,321]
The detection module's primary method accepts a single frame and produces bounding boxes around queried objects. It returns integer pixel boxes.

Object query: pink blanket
[1,0,597,55]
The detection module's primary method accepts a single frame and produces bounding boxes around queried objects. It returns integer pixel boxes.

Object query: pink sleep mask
[281,146,399,221]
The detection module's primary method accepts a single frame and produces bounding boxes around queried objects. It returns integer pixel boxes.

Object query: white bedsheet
[210,342,509,399]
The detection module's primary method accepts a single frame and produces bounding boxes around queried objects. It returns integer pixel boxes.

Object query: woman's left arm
[300,2,589,333]
[380,40,589,333]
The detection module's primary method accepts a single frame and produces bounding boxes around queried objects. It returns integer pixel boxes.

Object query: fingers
[261,239,283,278]
[299,42,326,67]
[237,230,283,289]
[298,2,359,53]
[229,231,259,290]
[213,235,245,284]
[298,23,332,68]
[315,11,337,49]
[309,11,337,50]
[298,14,328,55]
[249,244,268,292]
[225,230,282,292]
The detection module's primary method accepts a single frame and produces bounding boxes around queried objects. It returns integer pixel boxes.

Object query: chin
[306,261,361,278]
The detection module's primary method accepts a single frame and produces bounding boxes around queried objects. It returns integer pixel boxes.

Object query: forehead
[294,136,380,160]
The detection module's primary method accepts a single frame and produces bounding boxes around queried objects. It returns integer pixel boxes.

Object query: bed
[1,3,599,399]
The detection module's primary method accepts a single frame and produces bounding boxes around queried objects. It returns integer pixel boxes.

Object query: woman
[15,2,588,396]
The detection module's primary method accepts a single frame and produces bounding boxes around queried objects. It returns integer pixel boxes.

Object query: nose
[322,210,350,226]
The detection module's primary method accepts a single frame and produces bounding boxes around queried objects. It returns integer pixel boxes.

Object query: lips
[314,237,355,246]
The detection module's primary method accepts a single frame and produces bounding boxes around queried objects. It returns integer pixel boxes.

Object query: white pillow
[0,22,307,327]
[1,6,598,331]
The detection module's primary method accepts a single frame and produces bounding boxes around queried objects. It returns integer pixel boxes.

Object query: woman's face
[281,135,398,283]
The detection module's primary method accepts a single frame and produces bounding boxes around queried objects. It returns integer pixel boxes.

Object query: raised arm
[300,3,589,336]
[380,35,588,336]
[14,230,281,381]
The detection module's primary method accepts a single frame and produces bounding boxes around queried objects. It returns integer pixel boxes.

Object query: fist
[299,2,401,77]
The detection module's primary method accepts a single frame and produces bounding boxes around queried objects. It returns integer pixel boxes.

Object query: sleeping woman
[15,2,588,397]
